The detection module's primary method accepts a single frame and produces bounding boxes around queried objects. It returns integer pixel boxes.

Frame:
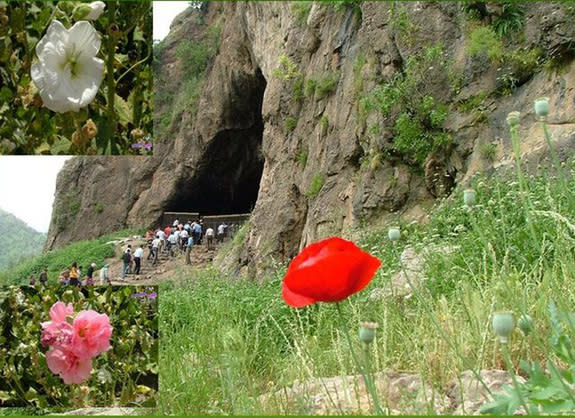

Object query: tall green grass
[0,228,145,286]
[159,154,575,414]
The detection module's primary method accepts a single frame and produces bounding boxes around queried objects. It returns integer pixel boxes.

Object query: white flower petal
[35,20,68,59]
[87,1,106,20]
[31,20,103,113]
[68,21,101,59]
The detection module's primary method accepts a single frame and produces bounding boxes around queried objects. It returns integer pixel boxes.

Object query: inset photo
[0,285,158,409]
[0,1,153,155]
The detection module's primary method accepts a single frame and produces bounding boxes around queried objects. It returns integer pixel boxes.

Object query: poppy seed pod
[464,189,476,208]
[492,311,515,343]
[534,97,550,119]
[518,314,534,336]
[388,228,400,242]
[506,111,520,128]
[359,322,378,344]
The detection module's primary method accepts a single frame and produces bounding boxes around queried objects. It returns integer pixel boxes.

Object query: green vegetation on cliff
[0,208,45,272]
[0,228,144,285]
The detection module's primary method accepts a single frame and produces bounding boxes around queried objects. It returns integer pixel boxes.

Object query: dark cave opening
[167,69,266,217]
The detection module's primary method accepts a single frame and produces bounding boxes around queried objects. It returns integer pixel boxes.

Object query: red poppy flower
[282,237,381,308]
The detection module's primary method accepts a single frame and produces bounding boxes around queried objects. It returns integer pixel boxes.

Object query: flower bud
[506,111,520,128]
[82,119,98,139]
[492,311,515,343]
[517,314,534,336]
[58,1,76,14]
[73,4,92,21]
[534,97,550,119]
[359,322,378,344]
[131,128,145,139]
[464,189,476,208]
[87,1,106,20]
[388,227,400,242]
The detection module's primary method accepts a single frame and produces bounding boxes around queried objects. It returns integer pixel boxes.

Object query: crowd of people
[28,261,111,287]
[121,219,229,276]
[26,219,235,286]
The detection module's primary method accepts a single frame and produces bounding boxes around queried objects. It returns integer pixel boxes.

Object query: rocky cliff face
[47,2,575,277]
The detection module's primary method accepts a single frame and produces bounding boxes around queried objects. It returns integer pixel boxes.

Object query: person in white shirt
[173,219,179,228]
[133,245,144,274]
[180,228,189,252]
[205,227,215,250]
[151,237,161,265]
[168,232,178,257]
[217,223,227,243]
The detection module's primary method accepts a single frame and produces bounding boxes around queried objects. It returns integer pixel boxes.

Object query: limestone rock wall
[47,2,575,278]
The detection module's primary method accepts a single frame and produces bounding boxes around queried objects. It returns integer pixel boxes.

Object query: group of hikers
[120,219,229,277]
[27,219,233,285]
[28,261,111,287]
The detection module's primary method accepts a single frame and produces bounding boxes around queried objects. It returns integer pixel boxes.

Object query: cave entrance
[166,68,266,219]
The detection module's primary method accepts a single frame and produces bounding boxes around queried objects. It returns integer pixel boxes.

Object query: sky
[153,1,191,41]
[0,157,71,233]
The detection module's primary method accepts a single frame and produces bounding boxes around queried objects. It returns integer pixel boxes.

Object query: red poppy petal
[287,237,357,273]
[349,253,381,294]
[282,280,316,307]
[285,240,381,302]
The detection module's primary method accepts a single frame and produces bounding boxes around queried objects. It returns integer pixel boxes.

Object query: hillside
[45,2,575,279]
[0,208,45,271]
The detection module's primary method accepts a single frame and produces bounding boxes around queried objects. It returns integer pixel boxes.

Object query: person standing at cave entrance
[206,227,215,250]
[151,236,161,266]
[193,220,202,245]
[167,231,178,257]
[180,228,189,253]
[217,223,227,243]
[133,245,144,274]
[185,234,194,265]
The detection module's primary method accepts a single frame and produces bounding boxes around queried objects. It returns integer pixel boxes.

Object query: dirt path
[102,236,219,286]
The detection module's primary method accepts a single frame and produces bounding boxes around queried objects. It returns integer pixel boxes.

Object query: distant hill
[0,208,45,271]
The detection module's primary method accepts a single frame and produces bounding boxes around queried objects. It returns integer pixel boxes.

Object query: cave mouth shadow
[166,68,266,217]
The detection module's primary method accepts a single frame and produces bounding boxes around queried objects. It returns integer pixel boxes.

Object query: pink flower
[46,347,92,384]
[41,302,74,347]
[71,310,113,359]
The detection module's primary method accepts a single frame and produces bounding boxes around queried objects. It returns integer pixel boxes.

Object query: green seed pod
[359,322,378,344]
[464,189,476,208]
[506,111,520,128]
[534,97,550,119]
[492,311,515,343]
[388,228,400,242]
[518,314,534,336]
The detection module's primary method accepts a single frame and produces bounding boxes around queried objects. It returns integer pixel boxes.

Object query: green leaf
[115,94,132,127]
[0,86,12,102]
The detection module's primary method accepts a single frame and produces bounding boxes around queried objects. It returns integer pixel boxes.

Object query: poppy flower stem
[542,121,568,193]
[336,302,383,415]
[392,245,495,398]
[501,343,531,414]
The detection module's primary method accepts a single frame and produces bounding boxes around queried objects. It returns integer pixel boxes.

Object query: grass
[306,173,325,198]
[0,228,145,286]
[158,147,575,414]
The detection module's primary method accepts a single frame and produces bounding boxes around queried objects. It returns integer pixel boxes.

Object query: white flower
[87,2,106,20]
[31,20,104,113]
